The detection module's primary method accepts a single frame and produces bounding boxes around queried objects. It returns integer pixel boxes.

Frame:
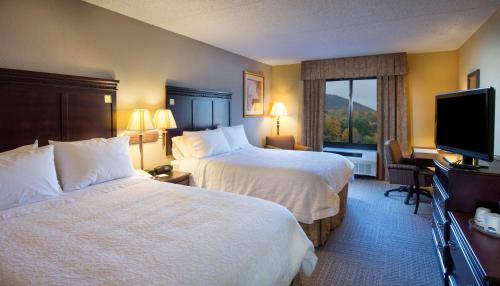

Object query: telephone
[153,165,173,176]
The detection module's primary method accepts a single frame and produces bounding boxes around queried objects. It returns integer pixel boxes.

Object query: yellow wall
[458,9,500,156]
[270,64,302,140]
[407,52,458,148]
[271,53,460,148]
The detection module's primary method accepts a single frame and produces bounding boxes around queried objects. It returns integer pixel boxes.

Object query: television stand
[431,155,500,286]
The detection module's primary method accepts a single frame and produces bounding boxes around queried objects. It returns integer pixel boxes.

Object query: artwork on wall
[243,71,264,117]
[467,69,480,89]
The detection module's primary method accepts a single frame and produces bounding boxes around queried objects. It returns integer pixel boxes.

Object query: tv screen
[435,87,495,161]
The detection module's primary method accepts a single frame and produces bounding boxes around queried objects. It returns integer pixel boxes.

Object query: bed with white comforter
[173,146,354,224]
[0,176,316,286]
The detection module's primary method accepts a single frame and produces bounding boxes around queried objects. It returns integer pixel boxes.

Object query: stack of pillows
[0,136,134,211]
[172,125,253,159]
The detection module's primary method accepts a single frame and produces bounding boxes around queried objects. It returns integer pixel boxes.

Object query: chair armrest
[264,144,281,150]
[294,144,312,151]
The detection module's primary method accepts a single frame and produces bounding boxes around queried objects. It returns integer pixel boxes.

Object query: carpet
[301,178,442,286]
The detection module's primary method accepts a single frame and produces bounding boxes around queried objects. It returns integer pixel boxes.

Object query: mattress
[173,147,354,224]
[0,176,316,286]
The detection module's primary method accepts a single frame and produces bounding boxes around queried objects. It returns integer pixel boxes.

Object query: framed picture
[467,69,480,89]
[243,71,264,117]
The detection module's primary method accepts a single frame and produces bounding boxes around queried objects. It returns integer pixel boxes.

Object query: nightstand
[153,171,190,186]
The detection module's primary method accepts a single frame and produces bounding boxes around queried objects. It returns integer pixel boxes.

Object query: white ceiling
[84,0,500,66]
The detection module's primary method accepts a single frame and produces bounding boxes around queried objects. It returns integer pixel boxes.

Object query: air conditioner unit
[324,147,377,177]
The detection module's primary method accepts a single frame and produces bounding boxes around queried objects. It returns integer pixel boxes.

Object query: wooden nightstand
[153,171,190,186]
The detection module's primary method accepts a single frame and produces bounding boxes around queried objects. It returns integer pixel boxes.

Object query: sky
[326,79,377,109]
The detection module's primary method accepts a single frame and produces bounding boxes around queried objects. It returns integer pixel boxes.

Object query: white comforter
[174,147,354,224]
[0,176,316,286]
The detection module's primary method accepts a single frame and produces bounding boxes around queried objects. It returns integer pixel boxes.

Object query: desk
[412,147,438,167]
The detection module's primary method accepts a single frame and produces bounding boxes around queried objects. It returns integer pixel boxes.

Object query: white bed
[0,175,316,286]
[173,146,354,224]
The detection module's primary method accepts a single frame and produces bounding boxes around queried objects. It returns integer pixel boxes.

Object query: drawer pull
[431,221,445,229]
[448,240,456,250]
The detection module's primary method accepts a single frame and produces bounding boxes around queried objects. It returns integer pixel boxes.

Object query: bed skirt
[299,184,349,247]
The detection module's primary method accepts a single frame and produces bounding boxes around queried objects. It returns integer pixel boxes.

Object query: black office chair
[383,140,433,214]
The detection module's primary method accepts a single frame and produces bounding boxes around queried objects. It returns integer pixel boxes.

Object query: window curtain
[377,75,408,180]
[300,53,408,180]
[302,79,326,151]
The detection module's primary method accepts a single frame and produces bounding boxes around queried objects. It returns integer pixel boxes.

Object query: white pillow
[49,136,134,192]
[219,125,252,151]
[183,129,231,158]
[171,136,192,159]
[1,140,38,156]
[0,145,61,210]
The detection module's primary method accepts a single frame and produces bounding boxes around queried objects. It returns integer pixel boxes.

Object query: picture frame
[467,69,480,89]
[243,71,264,117]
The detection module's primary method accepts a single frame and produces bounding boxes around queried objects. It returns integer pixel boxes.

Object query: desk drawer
[449,225,482,286]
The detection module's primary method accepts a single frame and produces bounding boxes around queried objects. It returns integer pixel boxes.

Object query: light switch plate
[104,95,112,103]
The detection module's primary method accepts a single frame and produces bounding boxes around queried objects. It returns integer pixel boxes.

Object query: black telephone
[153,165,173,176]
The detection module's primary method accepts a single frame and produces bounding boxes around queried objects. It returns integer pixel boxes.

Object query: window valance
[301,53,408,80]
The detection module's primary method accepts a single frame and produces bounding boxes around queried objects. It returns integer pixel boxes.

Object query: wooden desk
[412,147,439,167]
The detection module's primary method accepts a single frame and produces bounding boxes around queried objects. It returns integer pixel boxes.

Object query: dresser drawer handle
[448,240,456,250]
[431,221,445,229]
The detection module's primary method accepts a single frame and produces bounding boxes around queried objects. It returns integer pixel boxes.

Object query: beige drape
[300,52,408,179]
[377,75,408,180]
[302,79,326,151]
[301,53,407,80]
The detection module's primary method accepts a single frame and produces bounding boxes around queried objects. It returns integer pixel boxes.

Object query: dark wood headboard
[166,85,231,137]
[0,68,118,152]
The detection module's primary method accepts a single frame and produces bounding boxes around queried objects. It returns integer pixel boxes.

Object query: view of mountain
[325,93,375,112]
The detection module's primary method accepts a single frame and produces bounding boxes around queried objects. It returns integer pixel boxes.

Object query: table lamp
[153,109,177,153]
[127,109,155,169]
[270,102,288,136]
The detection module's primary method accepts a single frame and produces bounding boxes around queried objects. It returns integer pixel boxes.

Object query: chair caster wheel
[384,191,389,197]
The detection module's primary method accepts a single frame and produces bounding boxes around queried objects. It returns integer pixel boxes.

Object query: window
[324,78,377,148]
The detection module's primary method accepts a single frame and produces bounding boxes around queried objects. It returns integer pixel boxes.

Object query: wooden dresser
[432,156,500,286]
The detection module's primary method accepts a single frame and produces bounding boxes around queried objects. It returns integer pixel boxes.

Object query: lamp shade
[270,102,288,117]
[127,109,155,132]
[153,109,177,129]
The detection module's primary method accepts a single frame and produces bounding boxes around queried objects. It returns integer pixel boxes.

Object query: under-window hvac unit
[324,147,377,177]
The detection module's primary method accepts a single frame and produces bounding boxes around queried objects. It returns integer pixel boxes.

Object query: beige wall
[270,64,302,140]
[0,0,272,169]
[407,52,458,148]
[458,9,500,156]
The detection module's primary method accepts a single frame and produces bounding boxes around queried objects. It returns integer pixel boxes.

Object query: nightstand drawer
[176,179,189,186]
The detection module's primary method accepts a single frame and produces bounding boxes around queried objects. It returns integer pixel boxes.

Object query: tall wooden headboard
[0,68,118,152]
[166,85,231,137]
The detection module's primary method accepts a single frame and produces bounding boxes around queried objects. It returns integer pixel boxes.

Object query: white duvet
[0,176,316,286]
[173,147,354,224]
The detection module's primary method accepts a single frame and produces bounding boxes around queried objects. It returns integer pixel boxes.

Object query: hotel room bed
[173,146,354,246]
[0,175,316,285]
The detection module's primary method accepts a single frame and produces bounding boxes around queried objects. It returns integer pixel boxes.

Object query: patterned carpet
[301,178,442,286]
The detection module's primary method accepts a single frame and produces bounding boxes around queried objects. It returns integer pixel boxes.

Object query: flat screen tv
[435,87,495,163]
